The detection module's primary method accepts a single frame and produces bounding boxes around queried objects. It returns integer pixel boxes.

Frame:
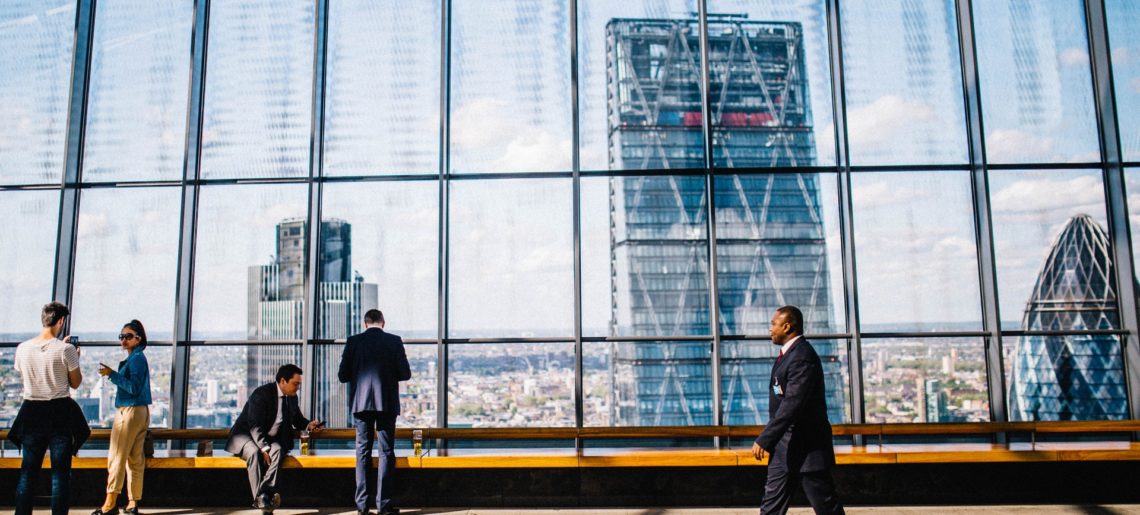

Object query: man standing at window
[752,305,845,515]
[339,309,411,515]
[225,364,323,514]
[9,302,90,515]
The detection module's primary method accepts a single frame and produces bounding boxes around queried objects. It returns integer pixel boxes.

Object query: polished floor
[16,507,1140,515]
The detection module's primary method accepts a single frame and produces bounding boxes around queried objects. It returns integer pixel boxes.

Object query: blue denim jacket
[108,347,151,407]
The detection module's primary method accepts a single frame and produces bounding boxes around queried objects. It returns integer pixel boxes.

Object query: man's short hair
[364,309,384,325]
[41,302,70,327]
[776,305,805,334]
[276,364,303,383]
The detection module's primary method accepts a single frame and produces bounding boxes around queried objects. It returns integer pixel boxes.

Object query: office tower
[923,378,947,423]
[248,219,378,424]
[1008,214,1128,421]
[606,17,842,426]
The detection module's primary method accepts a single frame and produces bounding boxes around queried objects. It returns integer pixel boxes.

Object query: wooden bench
[2,422,1138,469]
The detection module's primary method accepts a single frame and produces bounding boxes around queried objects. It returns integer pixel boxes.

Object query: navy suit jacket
[338,327,411,416]
[755,338,836,473]
[225,382,310,454]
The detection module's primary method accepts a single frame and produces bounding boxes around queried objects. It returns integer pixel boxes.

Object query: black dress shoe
[379,508,400,515]
[123,508,139,515]
[92,508,120,515]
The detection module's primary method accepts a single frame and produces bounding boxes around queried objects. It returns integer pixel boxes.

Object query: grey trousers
[238,440,283,504]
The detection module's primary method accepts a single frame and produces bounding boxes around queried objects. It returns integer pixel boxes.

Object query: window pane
[1127,168,1140,277]
[0,190,58,340]
[448,343,574,427]
[577,1,697,171]
[1004,335,1127,421]
[840,0,968,165]
[707,0,835,167]
[2,348,21,425]
[863,337,990,423]
[450,0,571,173]
[323,0,440,176]
[722,339,849,425]
[0,1,75,185]
[449,179,572,338]
[75,345,172,428]
[852,172,982,332]
[584,340,712,426]
[70,187,181,340]
[989,170,1114,331]
[973,0,1100,164]
[1107,0,1140,162]
[314,342,437,428]
[200,0,314,180]
[187,344,302,428]
[582,176,710,338]
[716,173,845,335]
[321,181,438,339]
[82,0,193,183]
[191,184,309,340]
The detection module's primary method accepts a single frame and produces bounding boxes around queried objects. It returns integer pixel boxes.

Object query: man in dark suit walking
[751,306,844,515]
[226,364,323,514]
[339,309,411,515]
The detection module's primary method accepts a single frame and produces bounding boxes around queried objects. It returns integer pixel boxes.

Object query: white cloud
[852,179,930,209]
[1131,77,1140,94]
[1113,46,1132,66]
[451,97,571,171]
[990,175,1104,217]
[985,129,1056,162]
[845,95,937,149]
[1060,47,1090,67]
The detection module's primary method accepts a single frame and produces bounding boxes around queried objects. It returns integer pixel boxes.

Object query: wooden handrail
[2,420,1137,444]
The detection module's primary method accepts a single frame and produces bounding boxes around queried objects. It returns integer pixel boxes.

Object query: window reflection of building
[1008,215,1128,421]
[605,17,842,426]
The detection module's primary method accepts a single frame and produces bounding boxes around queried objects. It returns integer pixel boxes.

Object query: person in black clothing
[751,306,845,515]
[339,309,411,515]
[225,364,323,514]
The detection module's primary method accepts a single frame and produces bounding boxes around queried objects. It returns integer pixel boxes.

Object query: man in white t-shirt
[10,302,86,515]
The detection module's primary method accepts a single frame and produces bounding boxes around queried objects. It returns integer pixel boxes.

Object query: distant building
[605,17,843,426]
[1008,214,1128,421]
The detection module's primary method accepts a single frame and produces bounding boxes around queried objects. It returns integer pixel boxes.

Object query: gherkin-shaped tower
[1008,214,1128,421]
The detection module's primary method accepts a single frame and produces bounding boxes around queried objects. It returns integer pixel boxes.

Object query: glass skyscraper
[606,17,843,425]
[1008,214,1128,421]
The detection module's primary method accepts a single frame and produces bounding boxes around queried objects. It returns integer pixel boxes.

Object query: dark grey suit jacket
[338,327,411,416]
[225,382,310,454]
[755,338,836,473]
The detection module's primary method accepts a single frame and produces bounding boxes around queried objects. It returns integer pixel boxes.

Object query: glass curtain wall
[1,0,1138,434]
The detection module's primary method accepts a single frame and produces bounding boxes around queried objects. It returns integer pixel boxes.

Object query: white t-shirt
[14,336,80,401]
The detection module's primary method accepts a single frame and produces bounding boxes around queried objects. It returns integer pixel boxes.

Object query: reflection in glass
[581,176,709,338]
[715,173,844,335]
[852,172,981,332]
[314,343,436,428]
[82,0,193,183]
[973,0,1100,163]
[721,339,848,425]
[708,0,835,166]
[448,343,574,427]
[989,170,1111,330]
[862,338,989,423]
[191,184,308,340]
[577,0,695,171]
[75,345,172,428]
[1,348,21,425]
[70,187,181,340]
[1127,169,1140,279]
[0,1,75,185]
[199,0,314,179]
[450,0,571,173]
[322,181,438,338]
[1107,0,1140,162]
[324,0,440,176]
[840,0,967,165]
[1004,335,1126,421]
[449,179,573,337]
[583,341,711,426]
[187,344,302,428]
[0,191,58,340]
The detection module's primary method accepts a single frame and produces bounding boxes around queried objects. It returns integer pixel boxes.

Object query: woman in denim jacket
[92,320,152,515]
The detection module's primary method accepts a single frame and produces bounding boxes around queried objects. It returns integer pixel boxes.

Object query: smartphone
[99,362,113,370]
[67,336,79,347]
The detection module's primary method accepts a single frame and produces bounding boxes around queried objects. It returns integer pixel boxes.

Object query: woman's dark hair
[123,319,147,350]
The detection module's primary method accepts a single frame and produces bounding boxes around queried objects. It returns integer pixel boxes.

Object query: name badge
[773,381,783,396]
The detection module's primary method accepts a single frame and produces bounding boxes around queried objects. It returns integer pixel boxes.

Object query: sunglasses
[118,333,138,341]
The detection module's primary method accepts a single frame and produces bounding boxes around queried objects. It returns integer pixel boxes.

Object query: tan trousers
[106,405,149,501]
